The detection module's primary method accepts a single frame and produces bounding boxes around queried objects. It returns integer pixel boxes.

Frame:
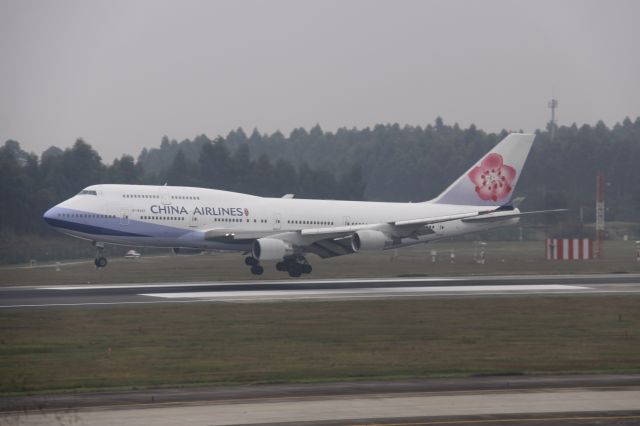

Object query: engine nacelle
[252,238,293,261]
[351,230,393,252]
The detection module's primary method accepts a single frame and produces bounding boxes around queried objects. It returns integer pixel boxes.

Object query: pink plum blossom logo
[244,208,249,216]
[467,153,516,202]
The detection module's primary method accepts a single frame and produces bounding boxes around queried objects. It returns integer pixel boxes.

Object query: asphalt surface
[2,275,640,424]
[2,273,640,308]
[3,374,640,412]
[2,375,639,425]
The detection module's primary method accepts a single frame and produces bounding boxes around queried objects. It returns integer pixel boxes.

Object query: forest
[1,117,639,263]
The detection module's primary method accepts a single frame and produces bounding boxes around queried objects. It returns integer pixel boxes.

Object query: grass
[1,295,639,394]
[1,240,640,286]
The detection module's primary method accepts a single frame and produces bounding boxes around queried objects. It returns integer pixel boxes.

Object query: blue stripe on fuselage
[43,207,193,239]
[43,217,151,237]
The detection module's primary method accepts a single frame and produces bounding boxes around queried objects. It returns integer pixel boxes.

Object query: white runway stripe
[39,277,463,290]
[39,273,636,291]
[141,284,588,299]
[6,289,640,308]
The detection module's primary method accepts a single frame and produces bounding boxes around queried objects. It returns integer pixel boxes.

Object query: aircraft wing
[201,208,565,257]
[301,211,482,234]
[203,228,274,242]
[244,211,469,259]
[203,211,487,244]
[299,210,485,240]
[201,226,356,258]
[391,211,487,227]
[302,208,566,258]
[461,209,567,223]
[299,212,482,258]
[306,236,356,258]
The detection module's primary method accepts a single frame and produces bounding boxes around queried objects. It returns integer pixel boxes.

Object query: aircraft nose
[43,207,56,225]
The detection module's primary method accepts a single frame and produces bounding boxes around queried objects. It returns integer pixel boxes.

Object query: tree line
[1,116,639,241]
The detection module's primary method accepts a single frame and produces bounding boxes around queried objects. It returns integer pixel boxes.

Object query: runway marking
[33,274,640,292]
[5,289,640,309]
[0,299,226,308]
[199,289,640,301]
[141,285,588,299]
[39,277,464,290]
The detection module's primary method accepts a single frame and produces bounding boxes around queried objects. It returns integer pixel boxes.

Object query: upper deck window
[78,190,97,196]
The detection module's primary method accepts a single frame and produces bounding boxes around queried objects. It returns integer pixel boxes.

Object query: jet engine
[351,230,393,252]
[252,238,294,261]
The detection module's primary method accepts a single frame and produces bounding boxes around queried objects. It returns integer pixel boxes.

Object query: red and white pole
[595,173,605,259]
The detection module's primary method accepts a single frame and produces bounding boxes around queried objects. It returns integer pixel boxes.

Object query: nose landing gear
[93,242,107,268]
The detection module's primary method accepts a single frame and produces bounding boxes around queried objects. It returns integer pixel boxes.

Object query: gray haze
[1,0,639,162]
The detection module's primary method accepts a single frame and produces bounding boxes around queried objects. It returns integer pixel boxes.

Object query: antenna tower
[548,97,558,141]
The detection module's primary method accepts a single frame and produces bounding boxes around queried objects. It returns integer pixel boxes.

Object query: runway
[2,273,640,308]
[3,275,640,424]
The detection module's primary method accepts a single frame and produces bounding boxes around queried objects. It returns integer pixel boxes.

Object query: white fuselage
[43,184,516,254]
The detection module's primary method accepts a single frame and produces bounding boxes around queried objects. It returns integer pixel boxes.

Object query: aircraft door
[189,210,199,228]
[273,213,282,230]
[120,209,130,225]
[343,216,351,226]
[161,187,171,205]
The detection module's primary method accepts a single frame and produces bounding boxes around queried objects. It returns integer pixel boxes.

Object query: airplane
[43,133,563,277]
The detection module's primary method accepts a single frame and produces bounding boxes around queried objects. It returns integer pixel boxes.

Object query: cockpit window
[78,190,98,196]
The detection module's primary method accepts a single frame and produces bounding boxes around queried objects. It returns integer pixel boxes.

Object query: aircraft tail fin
[431,133,535,206]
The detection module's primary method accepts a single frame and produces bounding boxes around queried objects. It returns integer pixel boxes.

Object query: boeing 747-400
[43,133,562,276]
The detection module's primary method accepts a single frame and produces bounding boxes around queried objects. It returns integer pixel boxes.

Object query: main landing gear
[93,242,108,268]
[244,256,264,275]
[244,255,313,277]
[276,256,312,278]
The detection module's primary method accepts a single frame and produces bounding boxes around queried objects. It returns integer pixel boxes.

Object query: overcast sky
[1,0,638,162]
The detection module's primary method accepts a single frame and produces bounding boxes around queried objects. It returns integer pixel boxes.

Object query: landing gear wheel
[245,256,258,267]
[250,265,264,275]
[95,257,108,268]
[279,255,312,277]
[288,265,302,278]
